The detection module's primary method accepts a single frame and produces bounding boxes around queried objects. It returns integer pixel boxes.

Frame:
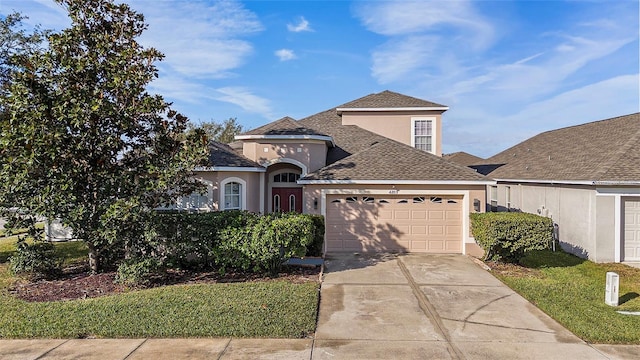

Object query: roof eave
[494,178,595,185]
[195,166,266,173]
[234,134,335,147]
[336,106,449,114]
[298,179,495,185]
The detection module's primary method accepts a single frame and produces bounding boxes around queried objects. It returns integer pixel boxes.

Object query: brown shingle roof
[242,116,328,136]
[208,141,262,168]
[301,139,489,181]
[298,108,390,164]
[482,113,640,182]
[443,152,484,167]
[337,90,447,109]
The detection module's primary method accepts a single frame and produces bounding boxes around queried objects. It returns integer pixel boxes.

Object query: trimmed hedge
[153,211,324,274]
[470,212,553,263]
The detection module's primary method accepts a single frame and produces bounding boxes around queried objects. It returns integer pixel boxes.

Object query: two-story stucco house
[190,91,493,255]
[476,113,640,264]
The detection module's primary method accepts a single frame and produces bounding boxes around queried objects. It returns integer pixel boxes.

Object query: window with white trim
[411,118,434,153]
[505,186,511,211]
[490,186,498,212]
[224,182,242,210]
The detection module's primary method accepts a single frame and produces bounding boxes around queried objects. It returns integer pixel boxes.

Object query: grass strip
[0,276,318,338]
[0,237,319,339]
[493,250,640,344]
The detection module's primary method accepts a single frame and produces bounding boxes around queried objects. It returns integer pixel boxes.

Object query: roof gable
[443,152,484,167]
[242,116,328,136]
[482,113,640,182]
[337,90,447,109]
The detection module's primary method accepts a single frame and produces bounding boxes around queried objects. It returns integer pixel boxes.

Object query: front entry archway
[267,165,303,213]
[272,187,303,213]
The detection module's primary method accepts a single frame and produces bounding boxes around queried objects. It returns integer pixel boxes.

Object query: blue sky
[3,0,639,158]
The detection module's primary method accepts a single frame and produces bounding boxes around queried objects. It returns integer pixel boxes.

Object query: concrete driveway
[314,253,629,360]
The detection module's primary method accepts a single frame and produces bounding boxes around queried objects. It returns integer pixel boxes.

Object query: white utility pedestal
[605,272,619,306]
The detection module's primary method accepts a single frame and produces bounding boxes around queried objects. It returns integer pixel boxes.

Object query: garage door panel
[411,225,427,235]
[325,195,463,253]
[428,211,444,220]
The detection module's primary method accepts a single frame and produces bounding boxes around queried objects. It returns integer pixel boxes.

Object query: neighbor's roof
[241,116,329,136]
[482,113,640,183]
[207,141,263,169]
[337,90,447,110]
[443,152,484,167]
[300,138,491,183]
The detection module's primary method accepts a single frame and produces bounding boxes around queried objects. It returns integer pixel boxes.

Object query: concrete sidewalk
[1,253,639,359]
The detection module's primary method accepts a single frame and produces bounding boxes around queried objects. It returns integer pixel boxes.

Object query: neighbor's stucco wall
[341,111,443,156]
[492,182,616,262]
[595,195,616,262]
[241,140,327,173]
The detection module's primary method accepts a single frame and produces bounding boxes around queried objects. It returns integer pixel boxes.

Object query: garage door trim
[320,189,470,255]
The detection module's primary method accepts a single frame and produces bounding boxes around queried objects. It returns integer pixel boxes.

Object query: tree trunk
[86,242,99,273]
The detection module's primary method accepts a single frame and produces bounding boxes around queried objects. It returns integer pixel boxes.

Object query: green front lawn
[0,237,319,338]
[492,250,640,344]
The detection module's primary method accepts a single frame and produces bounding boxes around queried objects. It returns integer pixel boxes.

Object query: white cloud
[354,0,494,85]
[371,36,439,84]
[215,87,275,118]
[130,0,263,79]
[287,16,312,32]
[275,49,297,61]
[354,0,494,49]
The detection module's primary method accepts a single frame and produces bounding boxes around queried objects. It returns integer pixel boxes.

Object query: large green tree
[0,0,207,272]
[188,117,244,144]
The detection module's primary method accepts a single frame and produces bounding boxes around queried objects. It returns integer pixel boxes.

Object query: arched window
[289,194,296,212]
[220,177,246,210]
[224,182,241,210]
[273,194,281,212]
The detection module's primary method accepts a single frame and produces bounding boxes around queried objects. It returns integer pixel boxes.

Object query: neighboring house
[193,91,493,255]
[476,113,640,264]
[443,152,484,167]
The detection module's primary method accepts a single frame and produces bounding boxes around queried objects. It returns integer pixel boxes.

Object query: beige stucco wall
[492,182,616,262]
[195,171,262,213]
[341,111,443,156]
[241,140,327,173]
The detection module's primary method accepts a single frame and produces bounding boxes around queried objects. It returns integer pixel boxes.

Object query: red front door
[272,187,303,213]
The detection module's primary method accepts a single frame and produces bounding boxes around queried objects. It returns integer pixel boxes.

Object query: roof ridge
[593,120,640,180]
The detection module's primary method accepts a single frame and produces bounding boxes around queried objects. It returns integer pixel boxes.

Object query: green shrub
[214,213,316,275]
[154,210,257,269]
[9,239,62,280]
[470,212,553,263]
[115,257,163,287]
[305,215,325,257]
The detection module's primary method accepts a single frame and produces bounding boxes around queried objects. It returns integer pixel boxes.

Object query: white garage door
[325,195,462,253]
[624,198,640,262]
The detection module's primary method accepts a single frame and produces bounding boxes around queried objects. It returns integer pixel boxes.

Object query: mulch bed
[9,264,321,303]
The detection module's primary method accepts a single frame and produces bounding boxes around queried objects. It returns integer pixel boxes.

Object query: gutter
[297,179,496,185]
[495,179,640,186]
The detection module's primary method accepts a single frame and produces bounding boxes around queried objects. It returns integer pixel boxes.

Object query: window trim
[490,185,498,212]
[411,117,436,154]
[220,177,247,211]
[505,186,511,211]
